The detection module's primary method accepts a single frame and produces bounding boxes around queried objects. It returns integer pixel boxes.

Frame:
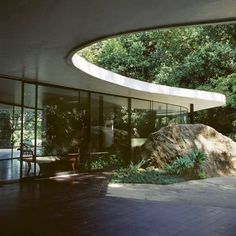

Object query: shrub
[111,169,184,185]
[165,156,193,176]
[165,149,207,179]
[111,159,184,185]
[189,149,206,177]
[90,154,125,170]
[111,149,208,185]
[189,149,206,166]
[128,159,147,172]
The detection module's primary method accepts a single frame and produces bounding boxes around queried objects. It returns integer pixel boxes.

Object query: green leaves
[80,24,236,88]
[165,149,206,179]
[111,166,184,185]
[165,156,193,176]
[210,73,236,107]
[79,23,236,137]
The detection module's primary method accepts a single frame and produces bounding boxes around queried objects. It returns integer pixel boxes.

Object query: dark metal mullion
[11,104,15,159]
[33,84,38,176]
[189,103,194,124]
[77,90,80,171]
[99,95,103,151]
[128,97,132,163]
[150,101,154,132]
[179,106,182,124]
[20,82,24,179]
[166,104,168,126]
[87,92,91,171]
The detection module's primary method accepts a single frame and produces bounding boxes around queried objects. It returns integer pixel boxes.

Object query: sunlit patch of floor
[106,177,236,209]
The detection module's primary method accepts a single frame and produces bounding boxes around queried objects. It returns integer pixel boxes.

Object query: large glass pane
[90,93,128,170]
[36,86,80,176]
[90,93,102,152]
[167,104,181,125]
[0,105,22,180]
[0,78,22,180]
[77,91,89,171]
[20,84,37,177]
[152,102,168,130]
[131,99,151,151]
[180,107,188,124]
[103,95,129,166]
[12,106,22,158]
[0,104,13,159]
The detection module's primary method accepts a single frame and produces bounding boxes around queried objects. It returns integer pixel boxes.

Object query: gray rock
[140,124,236,176]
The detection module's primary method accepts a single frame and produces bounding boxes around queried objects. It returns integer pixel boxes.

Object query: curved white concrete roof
[0,1,234,109]
[72,54,225,111]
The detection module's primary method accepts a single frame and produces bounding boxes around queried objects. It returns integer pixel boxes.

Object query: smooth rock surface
[141,124,236,176]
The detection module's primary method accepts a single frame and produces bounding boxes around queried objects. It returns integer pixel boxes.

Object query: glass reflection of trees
[40,91,85,156]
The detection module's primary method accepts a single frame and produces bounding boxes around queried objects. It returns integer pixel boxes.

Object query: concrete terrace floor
[0,173,236,236]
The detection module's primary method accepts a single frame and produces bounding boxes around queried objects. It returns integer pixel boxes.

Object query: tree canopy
[79,24,236,138]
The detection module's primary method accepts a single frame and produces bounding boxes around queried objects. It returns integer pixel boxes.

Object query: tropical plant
[165,156,193,176]
[111,166,184,185]
[189,149,206,166]
[165,149,207,179]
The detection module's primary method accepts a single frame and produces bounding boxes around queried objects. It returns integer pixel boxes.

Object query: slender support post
[128,97,132,164]
[34,84,38,176]
[88,93,91,172]
[99,95,103,151]
[20,82,24,179]
[189,103,194,124]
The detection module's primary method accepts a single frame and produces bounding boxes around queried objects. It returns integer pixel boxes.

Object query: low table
[21,153,79,175]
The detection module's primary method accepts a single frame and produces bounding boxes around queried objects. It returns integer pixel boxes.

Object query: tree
[79,23,236,138]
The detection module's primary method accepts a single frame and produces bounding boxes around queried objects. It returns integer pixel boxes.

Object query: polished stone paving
[0,173,236,236]
[107,176,236,209]
[0,159,40,180]
[0,148,42,181]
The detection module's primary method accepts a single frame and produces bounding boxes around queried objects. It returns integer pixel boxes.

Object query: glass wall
[0,78,22,180]
[90,94,129,169]
[36,86,81,175]
[166,104,181,125]
[77,91,89,170]
[153,102,168,131]
[0,77,189,180]
[180,107,188,123]
[131,99,152,149]
[21,83,37,177]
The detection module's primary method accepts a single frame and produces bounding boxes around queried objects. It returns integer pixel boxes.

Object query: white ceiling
[0,0,235,108]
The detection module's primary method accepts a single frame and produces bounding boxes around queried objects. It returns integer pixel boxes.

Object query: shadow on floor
[0,173,236,236]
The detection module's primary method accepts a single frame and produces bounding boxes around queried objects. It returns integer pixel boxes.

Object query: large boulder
[140,124,236,176]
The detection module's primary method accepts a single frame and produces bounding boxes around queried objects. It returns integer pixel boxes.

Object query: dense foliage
[111,149,206,184]
[90,154,124,170]
[79,24,236,137]
[165,149,207,179]
[111,160,185,185]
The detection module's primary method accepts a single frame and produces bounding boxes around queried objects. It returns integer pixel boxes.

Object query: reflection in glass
[0,78,22,180]
[167,104,181,125]
[131,99,152,138]
[180,107,188,124]
[103,95,129,163]
[0,104,14,159]
[38,86,80,156]
[90,94,128,168]
[131,99,152,152]
[0,77,190,180]
[153,102,167,130]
